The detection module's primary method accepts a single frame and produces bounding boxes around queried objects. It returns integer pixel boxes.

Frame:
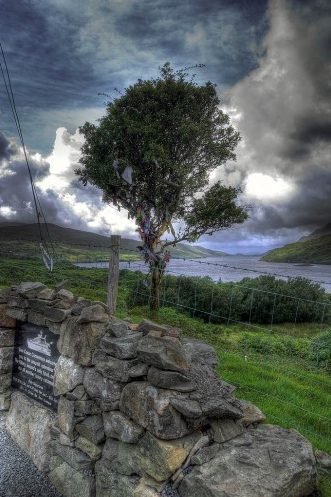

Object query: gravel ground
[0,413,62,497]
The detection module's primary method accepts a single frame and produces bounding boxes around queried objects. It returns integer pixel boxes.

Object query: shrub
[309,329,331,372]
[128,272,329,326]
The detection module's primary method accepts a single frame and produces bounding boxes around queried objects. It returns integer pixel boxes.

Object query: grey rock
[191,443,220,465]
[137,431,202,482]
[37,287,56,300]
[0,327,15,347]
[103,411,144,443]
[95,461,139,497]
[120,382,190,440]
[100,333,142,359]
[45,320,63,335]
[179,424,317,497]
[50,423,62,440]
[137,319,180,338]
[28,298,50,313]
[52,441,94,472]
[84,367,124,410]
[75,435,103,460]
[49,459,95,497]
[54,356,84,396]
[75,399,101,416]
[71,299,92,316]
[170,398,202,419]
[59,432,75,447]
[209,418,244,443]
[76,415,105,445]
[6,307,27,321]
[57,288,75,301]
[66,385,88,401]
[27,310,47,326]
[6,391,56,471]
[93,349,136,382]
[0,303,17,327]
[58,317,107,366]
[182,338,218,370]
[101,438,139,475]
[106,317,133,337]
[94,301,110,312]
[0,390,11,410]
[315,449,331,468]
[51,296,76,310]
[129,362,149,378]
[0,372,12,393]
[148,367,195,392]
[45,306,70,322]
[134,480,162,497]
[0,346,13,373]
[17,281,46,298]
[137,336,189,373]
[48,454,63,472]
[238,399,266,426]
[189,364,242,420]
[58,396,76,440]
[7,296,29,308]
[77,304,109,324]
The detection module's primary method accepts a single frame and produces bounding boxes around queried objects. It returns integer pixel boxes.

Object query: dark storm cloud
[0,133,89,229]
[0,0,267,152]
[1,0,330,253]
[209,0,331,252]
[0,131,16,160]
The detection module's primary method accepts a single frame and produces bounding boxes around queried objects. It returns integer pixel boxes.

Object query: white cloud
[0,205,17,217]
[36,127,137,236]
[245,173,296,202]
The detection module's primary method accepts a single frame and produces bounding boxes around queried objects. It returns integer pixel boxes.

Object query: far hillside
[262,223,331,264]
[0,222,227,261]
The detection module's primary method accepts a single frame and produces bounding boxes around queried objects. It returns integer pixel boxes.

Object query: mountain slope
[0,223,227,260]
[262,232,331,264]
[299,222,331,242]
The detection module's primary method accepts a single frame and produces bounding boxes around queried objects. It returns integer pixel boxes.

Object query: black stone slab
[12,322,60,411]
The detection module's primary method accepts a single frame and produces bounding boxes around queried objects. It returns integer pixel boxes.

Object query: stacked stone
[0,288,16,411]
[47,311,242,497]
[2,282,319,497]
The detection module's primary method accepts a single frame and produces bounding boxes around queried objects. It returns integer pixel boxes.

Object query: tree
[76,63,247,310]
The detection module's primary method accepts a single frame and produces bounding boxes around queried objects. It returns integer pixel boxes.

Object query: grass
[1,257,330,495]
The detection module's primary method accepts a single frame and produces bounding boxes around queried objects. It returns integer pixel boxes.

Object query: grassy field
[1,257,330,495]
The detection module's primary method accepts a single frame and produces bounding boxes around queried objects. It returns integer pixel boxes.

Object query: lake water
[76,255,331,293]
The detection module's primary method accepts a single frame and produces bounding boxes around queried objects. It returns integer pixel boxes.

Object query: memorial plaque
[12,322,60,411]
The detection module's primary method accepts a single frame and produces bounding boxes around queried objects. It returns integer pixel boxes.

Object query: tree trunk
[150,265,161,311]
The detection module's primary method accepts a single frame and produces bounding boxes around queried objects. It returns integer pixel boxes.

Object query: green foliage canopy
[76,63,247,248]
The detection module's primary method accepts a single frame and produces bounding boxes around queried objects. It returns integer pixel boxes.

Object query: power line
[0,42,56,265]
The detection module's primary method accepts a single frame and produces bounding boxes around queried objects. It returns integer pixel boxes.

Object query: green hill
[0,223,227,261]
[262,231,331,264]
[299,222,331,242]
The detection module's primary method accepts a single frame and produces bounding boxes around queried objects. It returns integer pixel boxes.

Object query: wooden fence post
[107,235,121,314]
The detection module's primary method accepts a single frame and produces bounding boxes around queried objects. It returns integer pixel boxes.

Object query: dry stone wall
[0,282,320,497]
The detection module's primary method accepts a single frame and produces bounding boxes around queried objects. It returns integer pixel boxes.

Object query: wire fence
[127,270,331,334]
[1,246,331,451]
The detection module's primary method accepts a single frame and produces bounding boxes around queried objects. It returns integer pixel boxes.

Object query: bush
[128,272,330,326]
[309,329,331,372]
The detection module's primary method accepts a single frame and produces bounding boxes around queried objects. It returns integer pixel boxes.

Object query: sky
[0,0,330,254]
